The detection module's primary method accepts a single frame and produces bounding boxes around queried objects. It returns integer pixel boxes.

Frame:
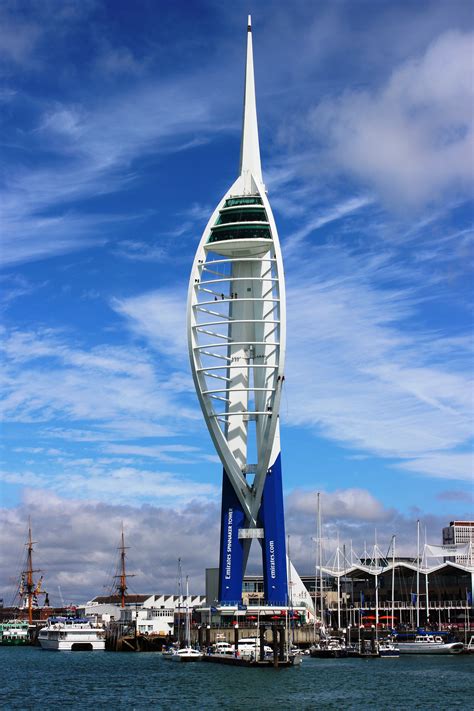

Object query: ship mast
[23,521,41,625]
[114,526,134,608]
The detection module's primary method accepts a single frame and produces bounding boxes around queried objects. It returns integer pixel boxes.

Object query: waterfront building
[442,521,474,564]
[84,593,206,635]
[187,17,289,606]
[203,561,472,630]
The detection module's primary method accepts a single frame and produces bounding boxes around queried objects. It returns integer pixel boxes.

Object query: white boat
[310,638,348,658]
[212,640,234,655]
[236,636,273,659]
[38,617,105,651]
[378,640,400,658]
[162,575,202,662]
[397,635,463,654]
[171,647,203,662]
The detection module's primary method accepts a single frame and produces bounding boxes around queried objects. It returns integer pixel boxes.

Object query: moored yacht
[172,647,203,661]
[310,638,348,658]
[38,617,105,651]
[377,640,400,658]
[162,574,202,662]
[397,635,463,654]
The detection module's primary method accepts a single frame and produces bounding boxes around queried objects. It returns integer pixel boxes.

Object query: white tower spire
[187,17,288,605]
[239,14,263,186]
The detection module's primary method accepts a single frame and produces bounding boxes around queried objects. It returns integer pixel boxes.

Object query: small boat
[162,574,202,662]
[162,642,203,661]
[236,636,273,659]
[397,635,463,655]
[172,647,203,661]
[466,636,474,653]
[212,640,234,655]
[38,617,105,651]
[378,640,400,658]
[0,621,29,646]
[310,638,347,658]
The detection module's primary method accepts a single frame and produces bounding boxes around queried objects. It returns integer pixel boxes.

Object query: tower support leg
[218,469,245,603]
[259,453,288,604]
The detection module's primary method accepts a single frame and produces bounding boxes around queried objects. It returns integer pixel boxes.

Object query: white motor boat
[236,636,273,659]
[38,617,105,651]
[172,647,203,662]
[397,635,463,654]
[212,641,234,655]
[162,646,202,662]
[378,641,400,658]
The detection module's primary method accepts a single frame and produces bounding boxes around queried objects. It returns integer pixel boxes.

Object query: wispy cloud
[0,325,192,431]
[285,195,374,253]
[1,55,235,266]
[112,289,188,359]
[284,244,473,479]
[395,453,473,481]
[303,30,474,207]
[1,464,217,506]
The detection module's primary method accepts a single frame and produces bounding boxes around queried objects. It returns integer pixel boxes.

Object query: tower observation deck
[187,16,288,605]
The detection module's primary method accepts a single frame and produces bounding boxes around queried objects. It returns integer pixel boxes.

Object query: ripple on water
[1,647,473,711]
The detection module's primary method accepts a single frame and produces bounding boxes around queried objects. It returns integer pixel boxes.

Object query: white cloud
[112,289,188,359]
[0,60,233,266]
[395,452,473,481]
[287,488,387,522]
[0,326,192,432]
[1,465,217,506]
[306,30,474,207]
[285,196,373,253]
[0,493,221,604]
[284,246,473,478]
[0,487,451,605]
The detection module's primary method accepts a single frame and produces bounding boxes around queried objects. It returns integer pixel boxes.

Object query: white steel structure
[187,17,288,604]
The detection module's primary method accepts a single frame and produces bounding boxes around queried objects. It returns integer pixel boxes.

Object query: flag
[425,543,470,557]
[411,593,417,605]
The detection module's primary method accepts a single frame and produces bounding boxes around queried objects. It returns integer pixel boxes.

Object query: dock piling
[259,625,266,662]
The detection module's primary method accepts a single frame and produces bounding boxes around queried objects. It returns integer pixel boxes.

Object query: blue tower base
[259,453,288,605]
[218,470,245,604]
[218,454,288,605]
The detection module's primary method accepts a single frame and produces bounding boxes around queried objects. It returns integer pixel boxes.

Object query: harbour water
[1,647,472,710]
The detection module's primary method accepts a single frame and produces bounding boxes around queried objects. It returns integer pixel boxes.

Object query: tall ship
[1,521,48,645]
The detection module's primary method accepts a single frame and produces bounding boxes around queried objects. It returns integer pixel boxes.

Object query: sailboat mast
[119,528,127,608]
[185,576,190,648]
[391,535,396,627]
[26,523,34,625]
[317,493,324,627]
[313,496,317,640]
[416,519,420,628]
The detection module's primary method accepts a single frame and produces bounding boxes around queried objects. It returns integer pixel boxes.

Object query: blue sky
[1,0,473,602]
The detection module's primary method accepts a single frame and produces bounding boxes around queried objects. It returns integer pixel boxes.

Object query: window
[208,225,271,244]
[216,208,267,225]
[224,196,263,207]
